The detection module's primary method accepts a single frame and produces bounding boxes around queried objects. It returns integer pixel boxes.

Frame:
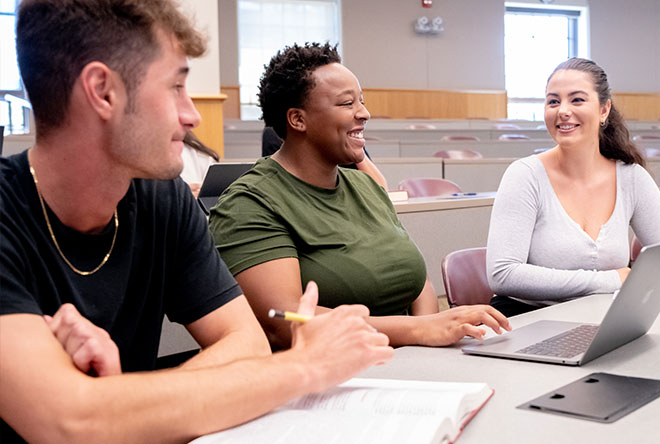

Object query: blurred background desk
[394,195,495,299]
[359,294,660,444]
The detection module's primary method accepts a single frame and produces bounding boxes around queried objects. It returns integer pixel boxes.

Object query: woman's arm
[487,160,621,300]
[410,277,439,315]
[235,259,510,349]
[355,153,388,189]
[630,164,660,246]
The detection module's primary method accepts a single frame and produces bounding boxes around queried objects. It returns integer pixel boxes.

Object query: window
[237,0,341,120]
[504,3,588,121]
[1,0,30,135]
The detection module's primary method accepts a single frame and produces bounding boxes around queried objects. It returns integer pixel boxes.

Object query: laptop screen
[197,162,253,214]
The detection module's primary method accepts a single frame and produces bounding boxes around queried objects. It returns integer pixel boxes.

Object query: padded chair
[433,149,483,159]
[440,135,480,142]
[631,234,643,263]
[398,177,462,198]
[498,133,530,141]
[441,247,493,307]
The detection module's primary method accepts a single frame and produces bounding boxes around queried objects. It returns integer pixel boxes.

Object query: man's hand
[44,303,121,376]
[416,305,511,346]
[188,183,202,198]
[290,282,393,392]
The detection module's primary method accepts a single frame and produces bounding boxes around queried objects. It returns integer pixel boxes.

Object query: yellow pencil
[268,309,312,323]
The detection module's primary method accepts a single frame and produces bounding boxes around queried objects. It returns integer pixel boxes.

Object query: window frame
[1,1,32,136]
[236,0,342,120]
[504,2,589,121]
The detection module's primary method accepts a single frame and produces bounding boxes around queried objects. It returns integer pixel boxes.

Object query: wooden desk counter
[359,294,660,444]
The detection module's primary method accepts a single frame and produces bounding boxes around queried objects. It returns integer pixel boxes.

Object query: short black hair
[258,42,341,139]
[17,0,206,137]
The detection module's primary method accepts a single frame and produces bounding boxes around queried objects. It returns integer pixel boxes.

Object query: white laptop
[462,243,660,366]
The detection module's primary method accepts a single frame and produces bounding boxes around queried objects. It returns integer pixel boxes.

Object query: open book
[190,378,493,444]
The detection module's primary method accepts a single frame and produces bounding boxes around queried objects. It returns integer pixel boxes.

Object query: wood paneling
[191,94,227,157]
[220,86,241,119]
[612,92,660,121]
[363,88,507,120]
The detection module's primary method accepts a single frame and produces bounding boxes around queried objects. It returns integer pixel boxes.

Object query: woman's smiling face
[301,63,370,166]
[544,69,611,149]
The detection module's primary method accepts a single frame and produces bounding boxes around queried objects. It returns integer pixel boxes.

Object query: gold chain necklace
[28,159,119,276]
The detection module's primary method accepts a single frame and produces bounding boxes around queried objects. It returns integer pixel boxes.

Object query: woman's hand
[616,267,631,283]
[413,305,511,346]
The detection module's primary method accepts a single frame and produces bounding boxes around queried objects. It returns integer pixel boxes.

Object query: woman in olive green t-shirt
[209,43,510,350]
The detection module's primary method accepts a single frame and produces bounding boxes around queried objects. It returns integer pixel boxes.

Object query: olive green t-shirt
[208,158,426,316]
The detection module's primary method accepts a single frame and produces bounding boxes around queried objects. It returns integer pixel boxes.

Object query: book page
[190,378,491,444]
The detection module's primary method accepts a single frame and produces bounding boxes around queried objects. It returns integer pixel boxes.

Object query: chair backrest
[493,123,521,130]
[632,135,660,141]
[441,247,493,307]
[433,149,483,159]
[440,135,480,142]
[406,123,437,130]
[398,177,462,198]
[644,148,660,158]
[498,133,530,140]
[631,234,643,263]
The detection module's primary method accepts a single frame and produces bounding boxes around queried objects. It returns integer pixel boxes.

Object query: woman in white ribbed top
[487,58,660,316]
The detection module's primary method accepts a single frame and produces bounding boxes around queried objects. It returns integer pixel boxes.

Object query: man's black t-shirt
[1,151,243,441]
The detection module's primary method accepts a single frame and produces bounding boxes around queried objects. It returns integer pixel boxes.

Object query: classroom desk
[647,158,660,187]
[359,294,660,444]
[442,157,515,191]
[394,195,495,296]
[374,157,445,187]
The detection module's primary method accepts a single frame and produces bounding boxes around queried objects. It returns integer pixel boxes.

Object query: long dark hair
[183,131,220,161]
[548,58,646,168]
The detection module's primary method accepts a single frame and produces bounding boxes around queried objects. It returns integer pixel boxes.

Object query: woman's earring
[600,120,606,127]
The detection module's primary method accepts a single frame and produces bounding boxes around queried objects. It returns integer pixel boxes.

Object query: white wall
[342,0,505,91]
[214,0,660,93]
[181,0,222,94]
[219,0,240,86]
[590,0,660,92]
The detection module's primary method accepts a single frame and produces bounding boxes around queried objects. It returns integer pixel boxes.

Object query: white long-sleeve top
[487,155,660,305]
[180,144,216,185]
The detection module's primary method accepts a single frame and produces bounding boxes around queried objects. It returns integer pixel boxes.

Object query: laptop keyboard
[515,324,599,358]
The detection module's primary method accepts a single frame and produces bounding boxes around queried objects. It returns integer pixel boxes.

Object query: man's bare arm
[182,295,272,369]
[0,287,392,443]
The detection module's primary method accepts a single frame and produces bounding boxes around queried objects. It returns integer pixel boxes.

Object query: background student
[210,43,509,350]
[486,58,660,317]
[180,131,219,197]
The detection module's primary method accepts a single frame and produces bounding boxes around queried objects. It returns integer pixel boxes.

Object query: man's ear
[286,108,306,133]
[78,62,121,121]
